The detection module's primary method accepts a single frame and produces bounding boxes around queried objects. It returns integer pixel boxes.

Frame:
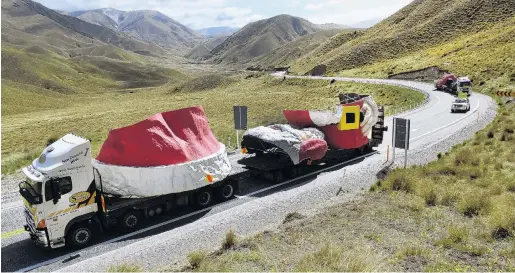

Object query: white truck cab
[20,133,241,249]
[20,134,100,248]
[457,76,472,96]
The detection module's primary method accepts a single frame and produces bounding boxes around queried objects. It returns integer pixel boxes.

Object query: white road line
[411,100,480,142]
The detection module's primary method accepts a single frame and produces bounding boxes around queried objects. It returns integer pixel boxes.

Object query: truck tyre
[66,223,94,249]
[273,170,284,183]
[216,181,237,201]
[195,189,213,208]
[118,210,141,232]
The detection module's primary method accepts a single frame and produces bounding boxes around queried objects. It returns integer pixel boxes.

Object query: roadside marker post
[385,145,390,163]
[392,119,396,163]
[233,106,248,152]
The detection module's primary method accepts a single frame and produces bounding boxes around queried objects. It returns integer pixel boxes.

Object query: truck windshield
[460,82,471,87]
[19,178,42,203]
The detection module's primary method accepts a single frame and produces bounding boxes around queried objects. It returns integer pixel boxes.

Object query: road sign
[496,91,515,97]
[233,106,247,151]
[392,117,411,168]
[394,118,410,150]
[233,106,248,130]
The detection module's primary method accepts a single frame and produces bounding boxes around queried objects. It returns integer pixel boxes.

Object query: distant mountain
[316,23,351,30]
[185,35,229,60]
[250,29,343,69]
[196,26,239,37]
[1,0,182,98]
[67,8,205,52]
[209,14,322,64]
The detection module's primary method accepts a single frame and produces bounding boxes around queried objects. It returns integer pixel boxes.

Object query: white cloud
[304,0,413,26]
[288,0,302,8]
[36,0,264,29]
[306,0,346,10]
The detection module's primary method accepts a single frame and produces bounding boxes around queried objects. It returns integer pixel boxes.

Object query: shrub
[437,226,469,248]
[294,244,379,272]
[107,263,142,272]
[423,187,438,206]
[222,229,237,250]
[453,148,480,166]
[187,251,207,269]
[387,172,415,193]
[487,195,515,239]
[440,189,460,206]
[458,191,491,217]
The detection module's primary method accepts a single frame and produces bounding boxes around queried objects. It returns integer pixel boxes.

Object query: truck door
[44,177,75,239]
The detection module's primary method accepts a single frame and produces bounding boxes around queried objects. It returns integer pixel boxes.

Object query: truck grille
[24,208,36,232]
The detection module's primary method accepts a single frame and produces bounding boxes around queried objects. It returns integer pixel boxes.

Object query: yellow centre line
[2,228,25,239]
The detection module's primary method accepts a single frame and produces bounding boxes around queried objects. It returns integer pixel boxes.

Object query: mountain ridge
[65,8,204,52]
[208,14,323,64]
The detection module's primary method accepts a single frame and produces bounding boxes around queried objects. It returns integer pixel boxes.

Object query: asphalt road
[0,75,496,272]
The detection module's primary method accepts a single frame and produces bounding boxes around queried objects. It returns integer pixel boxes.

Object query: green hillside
[250,29,344,70]
[339,16,515,94]
[289,0,515,75]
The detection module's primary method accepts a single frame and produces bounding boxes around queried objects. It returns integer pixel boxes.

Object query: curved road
[1,76,496,272]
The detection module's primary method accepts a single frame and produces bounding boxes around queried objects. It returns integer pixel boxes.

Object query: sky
[36,0,414,29]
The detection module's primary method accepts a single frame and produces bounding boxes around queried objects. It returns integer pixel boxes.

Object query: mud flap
[371,106,388,147]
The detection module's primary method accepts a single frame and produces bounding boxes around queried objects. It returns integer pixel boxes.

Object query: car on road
[451,98,470,113]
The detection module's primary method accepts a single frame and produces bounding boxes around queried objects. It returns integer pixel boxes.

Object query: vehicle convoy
[19,93,387,249]
[435,73,472,96]
[451,98,471,113]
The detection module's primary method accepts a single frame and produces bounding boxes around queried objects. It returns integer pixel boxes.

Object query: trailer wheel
[286,167,299,178]
[216,181,236,201]
[119,210,141,232]
[66,224,93,249]
[273,170,284,183]
[195,189,213,208]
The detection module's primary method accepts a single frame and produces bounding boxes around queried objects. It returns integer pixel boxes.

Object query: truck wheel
[195,189,213,208]
[119,210,141,232]
[356,145,367,155]
[216,181,236,201]
[66,224,93,249]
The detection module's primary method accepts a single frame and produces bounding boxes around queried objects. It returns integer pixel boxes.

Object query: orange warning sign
[205,174,214,183]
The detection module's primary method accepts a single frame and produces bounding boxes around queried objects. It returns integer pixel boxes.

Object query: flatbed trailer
[93,153,252,235]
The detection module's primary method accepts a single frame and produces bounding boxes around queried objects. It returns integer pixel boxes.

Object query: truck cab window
[45,177,73,201]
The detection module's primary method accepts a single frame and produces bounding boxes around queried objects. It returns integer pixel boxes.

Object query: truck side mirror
[52,180,61,204]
